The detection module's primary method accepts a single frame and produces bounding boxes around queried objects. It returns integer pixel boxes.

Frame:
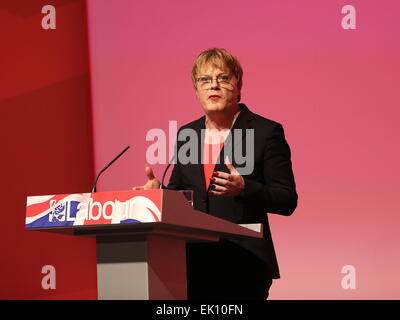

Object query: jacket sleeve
[167,132,184,190]
[167,162,184,190]
[242,122,298,216]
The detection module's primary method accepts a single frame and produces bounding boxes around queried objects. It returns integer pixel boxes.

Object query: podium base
[96,235,187,300]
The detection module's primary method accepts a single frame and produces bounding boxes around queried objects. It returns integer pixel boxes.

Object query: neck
[205,104,241,130]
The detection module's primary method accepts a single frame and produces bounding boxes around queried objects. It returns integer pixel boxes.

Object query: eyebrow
[198,73,229,77]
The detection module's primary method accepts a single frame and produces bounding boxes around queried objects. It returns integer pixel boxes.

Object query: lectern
[26,189,262,300]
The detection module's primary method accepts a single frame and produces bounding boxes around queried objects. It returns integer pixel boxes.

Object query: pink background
[1,0,399,299]
[86,0,400,299]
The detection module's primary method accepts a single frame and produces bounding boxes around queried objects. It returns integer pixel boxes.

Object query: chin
[204,101,227,113]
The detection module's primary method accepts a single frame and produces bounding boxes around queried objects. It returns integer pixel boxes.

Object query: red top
[203,142,224,190]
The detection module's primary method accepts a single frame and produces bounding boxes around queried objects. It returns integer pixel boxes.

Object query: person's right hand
[132,166,161,190]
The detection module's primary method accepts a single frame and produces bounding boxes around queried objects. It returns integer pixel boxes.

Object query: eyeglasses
[196,75,234,89]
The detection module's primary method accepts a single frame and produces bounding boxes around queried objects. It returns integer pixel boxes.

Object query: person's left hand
[208,162,245,197]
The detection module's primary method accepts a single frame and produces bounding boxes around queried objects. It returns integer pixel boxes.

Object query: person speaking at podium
[133,48,298,300]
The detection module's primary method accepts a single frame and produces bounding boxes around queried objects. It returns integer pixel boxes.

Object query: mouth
[208,95,221,100]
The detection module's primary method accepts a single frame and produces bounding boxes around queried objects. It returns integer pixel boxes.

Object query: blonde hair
[191,48,243,99]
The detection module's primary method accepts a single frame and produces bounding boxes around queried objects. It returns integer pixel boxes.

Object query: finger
[145,166,155,180]
[210,177,228,186]
[209,189,229,196]
[227,163,240,176]
[224,156,238,172]
[224,156,232,166]
[212,178,236,189]
[213,171,230,180]
[225,162,236,173]
[132,186,144,190]
[210,184,227,192]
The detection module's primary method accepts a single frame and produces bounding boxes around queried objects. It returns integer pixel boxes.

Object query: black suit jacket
[167,103,298,279]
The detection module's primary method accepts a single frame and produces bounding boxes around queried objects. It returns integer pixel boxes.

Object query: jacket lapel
[190,116,207,194]
[188,104,255,193]
[213,103,255,174]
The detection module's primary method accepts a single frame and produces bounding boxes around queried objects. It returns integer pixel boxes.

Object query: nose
[210,78,220,89]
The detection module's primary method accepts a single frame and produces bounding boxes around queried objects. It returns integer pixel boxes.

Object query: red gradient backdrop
[0,0,97,299]
[86,0,400,299]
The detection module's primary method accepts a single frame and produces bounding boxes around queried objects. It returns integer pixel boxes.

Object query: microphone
[160,156,175,189]
[91,146,130,192]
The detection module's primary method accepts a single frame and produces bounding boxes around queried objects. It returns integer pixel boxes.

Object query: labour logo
[50,203,66,222]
